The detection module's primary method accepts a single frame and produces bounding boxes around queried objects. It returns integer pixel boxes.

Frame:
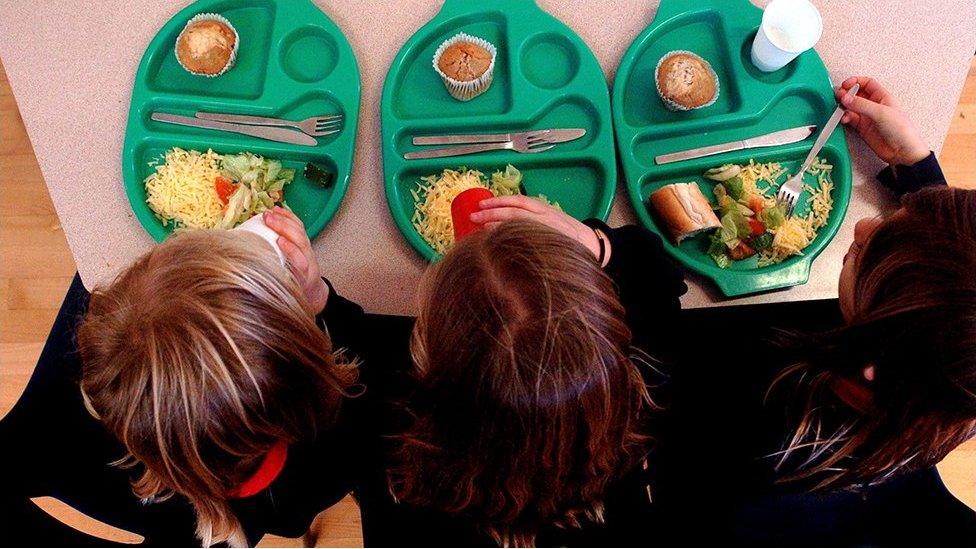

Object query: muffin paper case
[432,33,497,101]
[654,50,720,111]
[175,13,239,77]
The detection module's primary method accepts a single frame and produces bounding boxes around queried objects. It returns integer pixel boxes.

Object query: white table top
[1,0,973,315]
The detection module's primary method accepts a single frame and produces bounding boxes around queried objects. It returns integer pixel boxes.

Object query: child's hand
[469,195,610,266]
[263,207,329,315]
[836,76,930,166]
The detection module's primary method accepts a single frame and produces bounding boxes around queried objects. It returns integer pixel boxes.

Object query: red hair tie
[228,441,288,499]
[451,188,495,241]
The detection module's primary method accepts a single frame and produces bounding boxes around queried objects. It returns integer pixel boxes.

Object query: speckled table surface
[1,0,973,315]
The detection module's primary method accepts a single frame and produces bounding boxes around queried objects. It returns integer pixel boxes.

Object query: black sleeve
[583,220,687,362]
[876,152,947,196]
[315,277,367,360]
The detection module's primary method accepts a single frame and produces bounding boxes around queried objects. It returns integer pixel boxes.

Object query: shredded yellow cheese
[145,148,223,229]
[756,158,835,266]
[412,168,489,255]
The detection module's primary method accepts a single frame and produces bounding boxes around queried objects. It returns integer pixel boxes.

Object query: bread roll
[649,182,721,244]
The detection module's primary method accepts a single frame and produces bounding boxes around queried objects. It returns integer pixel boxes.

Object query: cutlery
[151,113,317,146]
[413,128,585,146]
[776,84,859,216]
[655,125,816,165]
[195,112,342,137]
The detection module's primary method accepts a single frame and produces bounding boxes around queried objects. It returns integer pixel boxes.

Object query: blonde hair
[77,230,357,547]
[391,219,651,547]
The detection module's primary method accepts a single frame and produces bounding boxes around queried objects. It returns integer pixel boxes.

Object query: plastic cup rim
[760,0,823,54]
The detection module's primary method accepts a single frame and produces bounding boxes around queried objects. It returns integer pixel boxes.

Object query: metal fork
[777,83,859,216]
[403,130,554,160]
[195,112,343,137]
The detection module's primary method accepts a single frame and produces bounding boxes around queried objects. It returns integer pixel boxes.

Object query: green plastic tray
[122,0,361,242]
[612,0,852,297]
[381,0,617,261]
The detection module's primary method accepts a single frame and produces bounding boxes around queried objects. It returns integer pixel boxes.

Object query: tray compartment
[277,25,339,83]
[388,156,611,258]
[128,135,342,241]
[390,12,513,120]
[518,32,581,90]
[620,9,742,129]
[633,143,849,275]
[630,86,829,169]
[145,0,276,100]
[395,95,600,156]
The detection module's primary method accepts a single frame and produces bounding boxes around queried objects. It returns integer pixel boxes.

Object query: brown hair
[772,186,976,488]
[77,230,357,547]
[390,219,652,547]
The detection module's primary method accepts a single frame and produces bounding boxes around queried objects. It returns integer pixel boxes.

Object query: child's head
[393,219,650,547]
[78,230,356,547]
[779,186,976,487]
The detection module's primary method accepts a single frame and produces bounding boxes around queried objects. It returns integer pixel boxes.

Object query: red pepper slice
[748,217,765,237]
[215,176,236,206]
[451,187,495,242]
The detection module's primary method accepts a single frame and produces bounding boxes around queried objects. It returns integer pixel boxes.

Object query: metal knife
[151,112,317,146]
[413,128,586,146]
[654,125,816,165]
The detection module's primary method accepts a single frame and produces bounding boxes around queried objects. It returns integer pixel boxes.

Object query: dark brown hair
[772,186,976,488]
[78,230,358,546]
[390,219,652,547]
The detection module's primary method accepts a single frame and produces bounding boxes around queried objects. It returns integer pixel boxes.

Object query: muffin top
[656,53,717,109]
[437,42,492,82]
[176,19,237,75]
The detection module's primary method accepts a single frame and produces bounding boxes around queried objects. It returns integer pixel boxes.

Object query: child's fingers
[469,207,536,224]
[265,211,311,254]
[478,195,546,213]
[278,236,310,278]
[272,206,305,228]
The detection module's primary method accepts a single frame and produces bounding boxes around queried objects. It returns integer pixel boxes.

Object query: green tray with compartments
[612,0,851,297]
[122,0,360,241]
[381,0,617,261]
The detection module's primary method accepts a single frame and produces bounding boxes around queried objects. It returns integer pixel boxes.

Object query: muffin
[175,14,239,77]
[432,33,496,101]
[655,51,719,111]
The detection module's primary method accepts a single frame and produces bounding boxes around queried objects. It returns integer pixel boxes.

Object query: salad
[216,152,296,229]
[704,159,834,268]
[145,148,296,231]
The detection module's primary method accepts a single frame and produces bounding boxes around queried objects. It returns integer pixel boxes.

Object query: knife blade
[654,125,816,165]
[151,112,317,146]
[412,128,585,146]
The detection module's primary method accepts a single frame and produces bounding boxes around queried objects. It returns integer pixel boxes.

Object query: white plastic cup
[234,215,287,266]
[750,0,823,72]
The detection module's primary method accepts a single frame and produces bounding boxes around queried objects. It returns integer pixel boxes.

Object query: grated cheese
[756,158,835,266]
[412,168,489,255]
[145,148,223,229]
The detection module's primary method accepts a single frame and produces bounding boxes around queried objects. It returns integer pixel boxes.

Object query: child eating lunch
[74,208,371,546]
[650,76,976,546]
[356,198,687,547]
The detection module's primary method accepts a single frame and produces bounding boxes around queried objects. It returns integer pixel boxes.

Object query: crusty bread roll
[649,182,721,244]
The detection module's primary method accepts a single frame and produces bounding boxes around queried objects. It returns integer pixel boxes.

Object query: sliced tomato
[729,242,757,260]
[215,176,236,205]
[747,217,765,237]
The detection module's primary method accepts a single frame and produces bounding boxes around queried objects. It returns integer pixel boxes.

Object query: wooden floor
[1,56,974,545]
